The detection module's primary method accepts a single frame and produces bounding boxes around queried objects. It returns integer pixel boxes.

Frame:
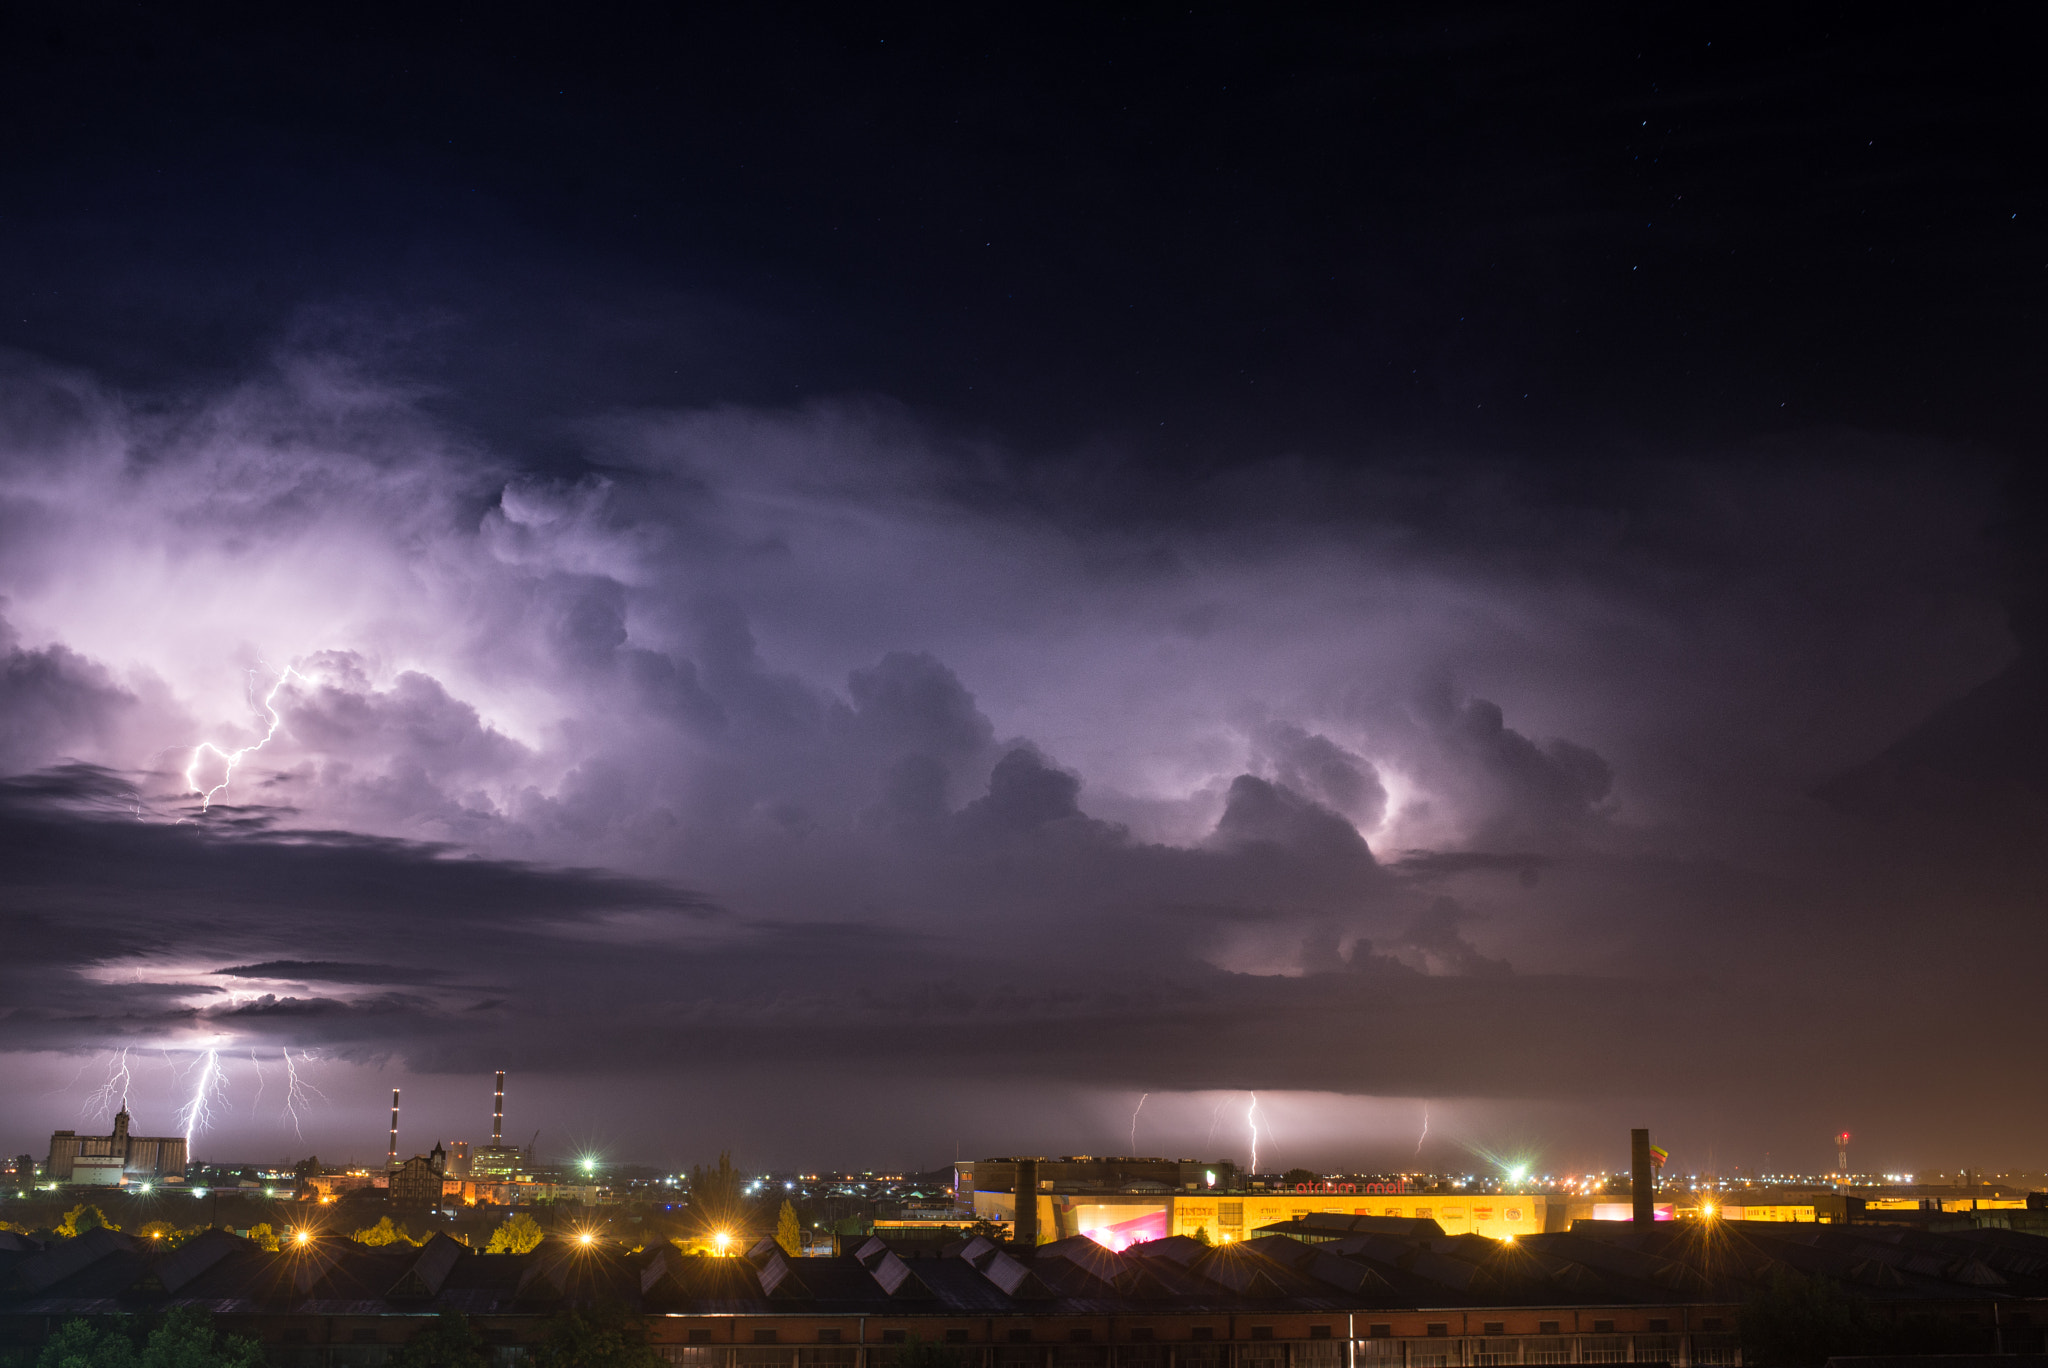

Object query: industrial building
[6,1214,2048,1365]
[469,1071,527,1179]
[959,1159,1564,1247]
[389,1146,449,1212]
[45,1108,187,1184]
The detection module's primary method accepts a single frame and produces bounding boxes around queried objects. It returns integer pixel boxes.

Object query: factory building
[389,1145,449,1211]
[45,1108,186,1184]
[469,1070,527,1178]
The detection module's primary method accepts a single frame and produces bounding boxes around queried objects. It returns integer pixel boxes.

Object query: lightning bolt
[281,1048,322,1140]
[1129,1093,1148,1154]
[183,665,305,812]
[1206,1094,1231,1146]
[177,1048,227,1153]
[1246,1091,1261,1173]
[82,1048,133,1124]
[1415,1102,1430,1157]
[42,1055,92,1099]
[249,1049,266,1115]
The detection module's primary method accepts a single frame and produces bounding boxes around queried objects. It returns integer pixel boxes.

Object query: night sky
[1,4,2042,1176]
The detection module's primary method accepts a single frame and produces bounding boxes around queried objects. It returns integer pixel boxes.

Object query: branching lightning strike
[1130,1093,1148,1153]
[1415,1102,1430,1157]
[1206,1094,1231,1146]
[282,1047,322,1140]
[82,1048,133,1123]
[184,665,305,811]
[176,1048,227,1152]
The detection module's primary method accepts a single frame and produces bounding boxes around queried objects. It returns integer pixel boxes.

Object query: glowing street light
[713,1230,733,1254]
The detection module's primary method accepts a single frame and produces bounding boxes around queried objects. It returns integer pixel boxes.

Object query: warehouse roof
[3,1219,2047,1320]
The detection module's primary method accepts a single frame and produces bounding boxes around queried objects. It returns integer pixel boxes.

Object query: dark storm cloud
[214,962,453,986]
[1246,722,1388,830]
[0,5,2042,1167]
[1390,852,1551,886]
[0,357,2033,1134]
[0,620,141,774]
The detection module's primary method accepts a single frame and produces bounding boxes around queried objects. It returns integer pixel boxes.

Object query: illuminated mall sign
[1277,1180,1414,1194]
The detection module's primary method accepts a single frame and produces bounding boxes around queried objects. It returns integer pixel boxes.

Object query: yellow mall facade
[973,1186,1564,1248]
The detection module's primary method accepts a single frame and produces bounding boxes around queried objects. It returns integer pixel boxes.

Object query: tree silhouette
[393,1311,491,1368]
[689,1151,746,1235]
[886,1335,966,1368]
[56,1204,118,1237]
[486,1211,546,1254]
[353,1216,420,1247]
[35,1307,262,1368]
[533,1305,664,1368]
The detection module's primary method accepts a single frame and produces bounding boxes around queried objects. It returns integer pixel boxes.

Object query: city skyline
[1,9,2044,1171]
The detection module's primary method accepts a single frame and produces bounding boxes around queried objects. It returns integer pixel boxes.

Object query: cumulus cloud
[0,620,138,774]
[1248,721,1388,829]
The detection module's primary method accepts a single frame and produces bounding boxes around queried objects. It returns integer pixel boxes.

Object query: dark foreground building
[3,1216,2047,1366]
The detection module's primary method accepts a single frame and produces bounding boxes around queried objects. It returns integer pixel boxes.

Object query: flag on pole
[1649,1145,1670,1168]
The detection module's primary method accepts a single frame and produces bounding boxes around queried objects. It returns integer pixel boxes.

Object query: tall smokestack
[1013,1158,1039,1247]
[1631,1129,1653,1224]
[493,1071,504,1146]
[389,1090,401,1168]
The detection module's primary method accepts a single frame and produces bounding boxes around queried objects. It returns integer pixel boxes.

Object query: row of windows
[1367,1320,1722,1339]
[1359,1337,1741,1368]
[306,1321,1728,1348]
[648,1346,1736,1368]
[1286,1209,1527,1223]
[689,1329,1342,1346]
[666,1323,1734,1347]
